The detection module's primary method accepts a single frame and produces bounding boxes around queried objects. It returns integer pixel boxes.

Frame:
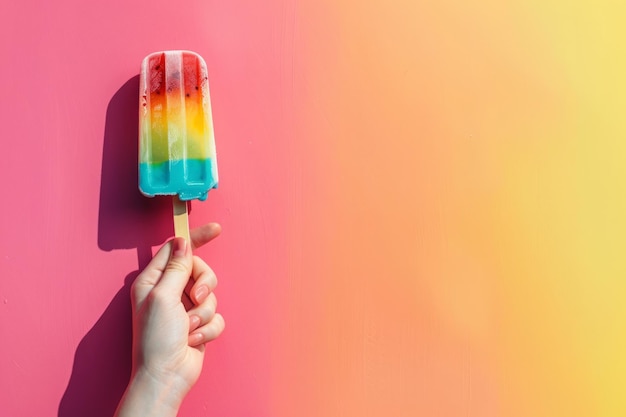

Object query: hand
[115,223,226,417]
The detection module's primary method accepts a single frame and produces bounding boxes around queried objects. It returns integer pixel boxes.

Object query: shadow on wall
[96,75,172,255]
[58,76,173,417]
[57,273,136,417]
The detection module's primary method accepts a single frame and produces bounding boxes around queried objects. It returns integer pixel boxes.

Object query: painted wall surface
[1,1,626,416]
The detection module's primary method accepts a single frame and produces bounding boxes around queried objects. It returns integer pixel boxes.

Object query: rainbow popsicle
[139,50,218,241]
[139,50,218,202]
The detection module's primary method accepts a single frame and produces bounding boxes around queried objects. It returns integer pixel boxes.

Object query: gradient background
[1,1,625,416]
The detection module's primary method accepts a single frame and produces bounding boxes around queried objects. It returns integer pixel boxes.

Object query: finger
[189,313,225,346]
[182,279,196,311]
[188,256,218,305]
[182,246,218,310]
[131,239,177,307]
[190,223,222,250]
[154,237,192,296]
[188,292,218,332]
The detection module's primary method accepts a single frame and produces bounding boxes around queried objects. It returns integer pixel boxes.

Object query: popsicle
[139,50,218,241]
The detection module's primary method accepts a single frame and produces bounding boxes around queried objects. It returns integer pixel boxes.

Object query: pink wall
[3,1,626,416]
[1,1,290,415]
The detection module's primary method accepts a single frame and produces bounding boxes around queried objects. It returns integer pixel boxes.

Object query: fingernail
[190,331,204,344]
[173,237,187,258]
[189,315,201,331]
[195,285,209,303]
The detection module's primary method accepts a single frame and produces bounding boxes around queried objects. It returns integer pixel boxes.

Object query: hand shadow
[57,272,136,417]
[58,76,173,417]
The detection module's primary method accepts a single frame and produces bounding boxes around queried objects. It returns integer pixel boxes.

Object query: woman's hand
[115,223,225,417]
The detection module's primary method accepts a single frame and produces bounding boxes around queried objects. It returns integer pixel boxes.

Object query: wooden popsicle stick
[173,196,191,243]
[173,196,194,308]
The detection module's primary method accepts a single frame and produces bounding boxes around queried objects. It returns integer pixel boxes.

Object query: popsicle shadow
[58,76,173,417]
[97,75,172,253]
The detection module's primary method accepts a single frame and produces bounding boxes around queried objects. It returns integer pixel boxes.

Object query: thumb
[131,237,191,308]
[131,238,177,308]
[154,237,193,296]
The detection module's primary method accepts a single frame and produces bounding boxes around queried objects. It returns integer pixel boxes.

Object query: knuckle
[208,292,218,308]
[199,269,218,289]
[146,287,168,306]
[165,258,190,275]
[208,316,225,339]
[203,306,215,321]
[196,304,215,322]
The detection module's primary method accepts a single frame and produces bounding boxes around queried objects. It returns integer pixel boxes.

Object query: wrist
[115,368,188,417]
